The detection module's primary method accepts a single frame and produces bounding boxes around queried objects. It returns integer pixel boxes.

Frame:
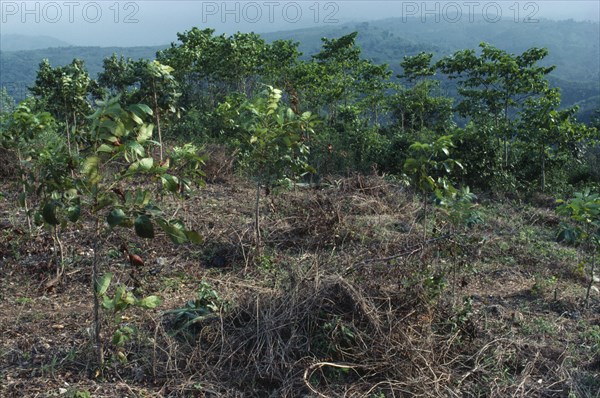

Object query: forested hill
[0,34,71,51]
[1,17,598,119]
[262,17,600,120]
[271,17,596,75]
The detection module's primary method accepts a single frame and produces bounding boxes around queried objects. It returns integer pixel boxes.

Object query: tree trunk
[254,182,262,259]
[73,112,79,156]
[152,81,163,162]
[540,145,546,192]
[92,218,104,369]
[17,148,32,233]
[65,118,72,156]
[584,247,596,308]
[504,139,508,169]
[422,194,428,242]
[54,225,65,278]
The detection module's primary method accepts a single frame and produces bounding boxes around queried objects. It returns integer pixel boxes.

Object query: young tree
[30,59,100,155]
[404,134,463,241]
[130,60,181,161]
[0,87,16,117]
[517,88,593,191]
[97,54,137,99]
[393,52,454,133]
[2,99,57,232]
[557,190,600,307]
[437,43,555,167]
[236,86,318,256]
[33,95,201,368]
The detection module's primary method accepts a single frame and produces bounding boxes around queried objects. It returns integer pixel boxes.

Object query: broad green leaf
[161,174,179,193]
[127,103,153,117]
[136,123,154,143]
[139,157,154,171]
[127,160,141,173]
[122,292,136,305]
[133,189,151,206]
[127,141,145,158]
[170,219,185,230]
[99,119,118,132]
[102,295,115,310]
[144,204,163,217]
[134,214,154,238]
[286,108,295,119]
[66,205,80,222]
[98,144,114,153]
[42,201,59,226]
[96,272,113,295]
[130,112,144,125]
[185,230,203,244]
[114,121,126,137]
[82,156,100,182]
[138,295,161,309]
[158,220,187,244]
[107,208,126,227]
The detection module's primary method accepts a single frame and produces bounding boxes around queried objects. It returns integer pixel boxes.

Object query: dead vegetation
[1,174,599,397]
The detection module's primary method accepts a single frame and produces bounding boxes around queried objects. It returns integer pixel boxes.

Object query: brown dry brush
[149,274,450,397]
[140,260,426,396]
[0,174,576,397]
[143,270,570,397]
[138,175,571,397]
[265,174,416,253]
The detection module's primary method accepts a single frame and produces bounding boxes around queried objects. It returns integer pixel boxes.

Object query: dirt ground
[1,176,599,397]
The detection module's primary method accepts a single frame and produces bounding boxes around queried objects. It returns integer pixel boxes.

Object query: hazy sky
[1,1,599,47]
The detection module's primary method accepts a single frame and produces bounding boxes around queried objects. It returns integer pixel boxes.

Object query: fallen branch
[303,362,370,398]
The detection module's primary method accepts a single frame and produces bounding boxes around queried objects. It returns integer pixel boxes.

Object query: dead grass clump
[268,192,345,250]
[0,147,19,179]
[202,144,236,183]
[267,176,416,252]
[148,273,486,397]
[336,173,401,198]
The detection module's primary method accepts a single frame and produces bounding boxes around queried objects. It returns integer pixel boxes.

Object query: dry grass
[1,174,599,397]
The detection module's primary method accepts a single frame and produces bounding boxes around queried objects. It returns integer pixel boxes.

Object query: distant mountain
[1,34,72,51]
